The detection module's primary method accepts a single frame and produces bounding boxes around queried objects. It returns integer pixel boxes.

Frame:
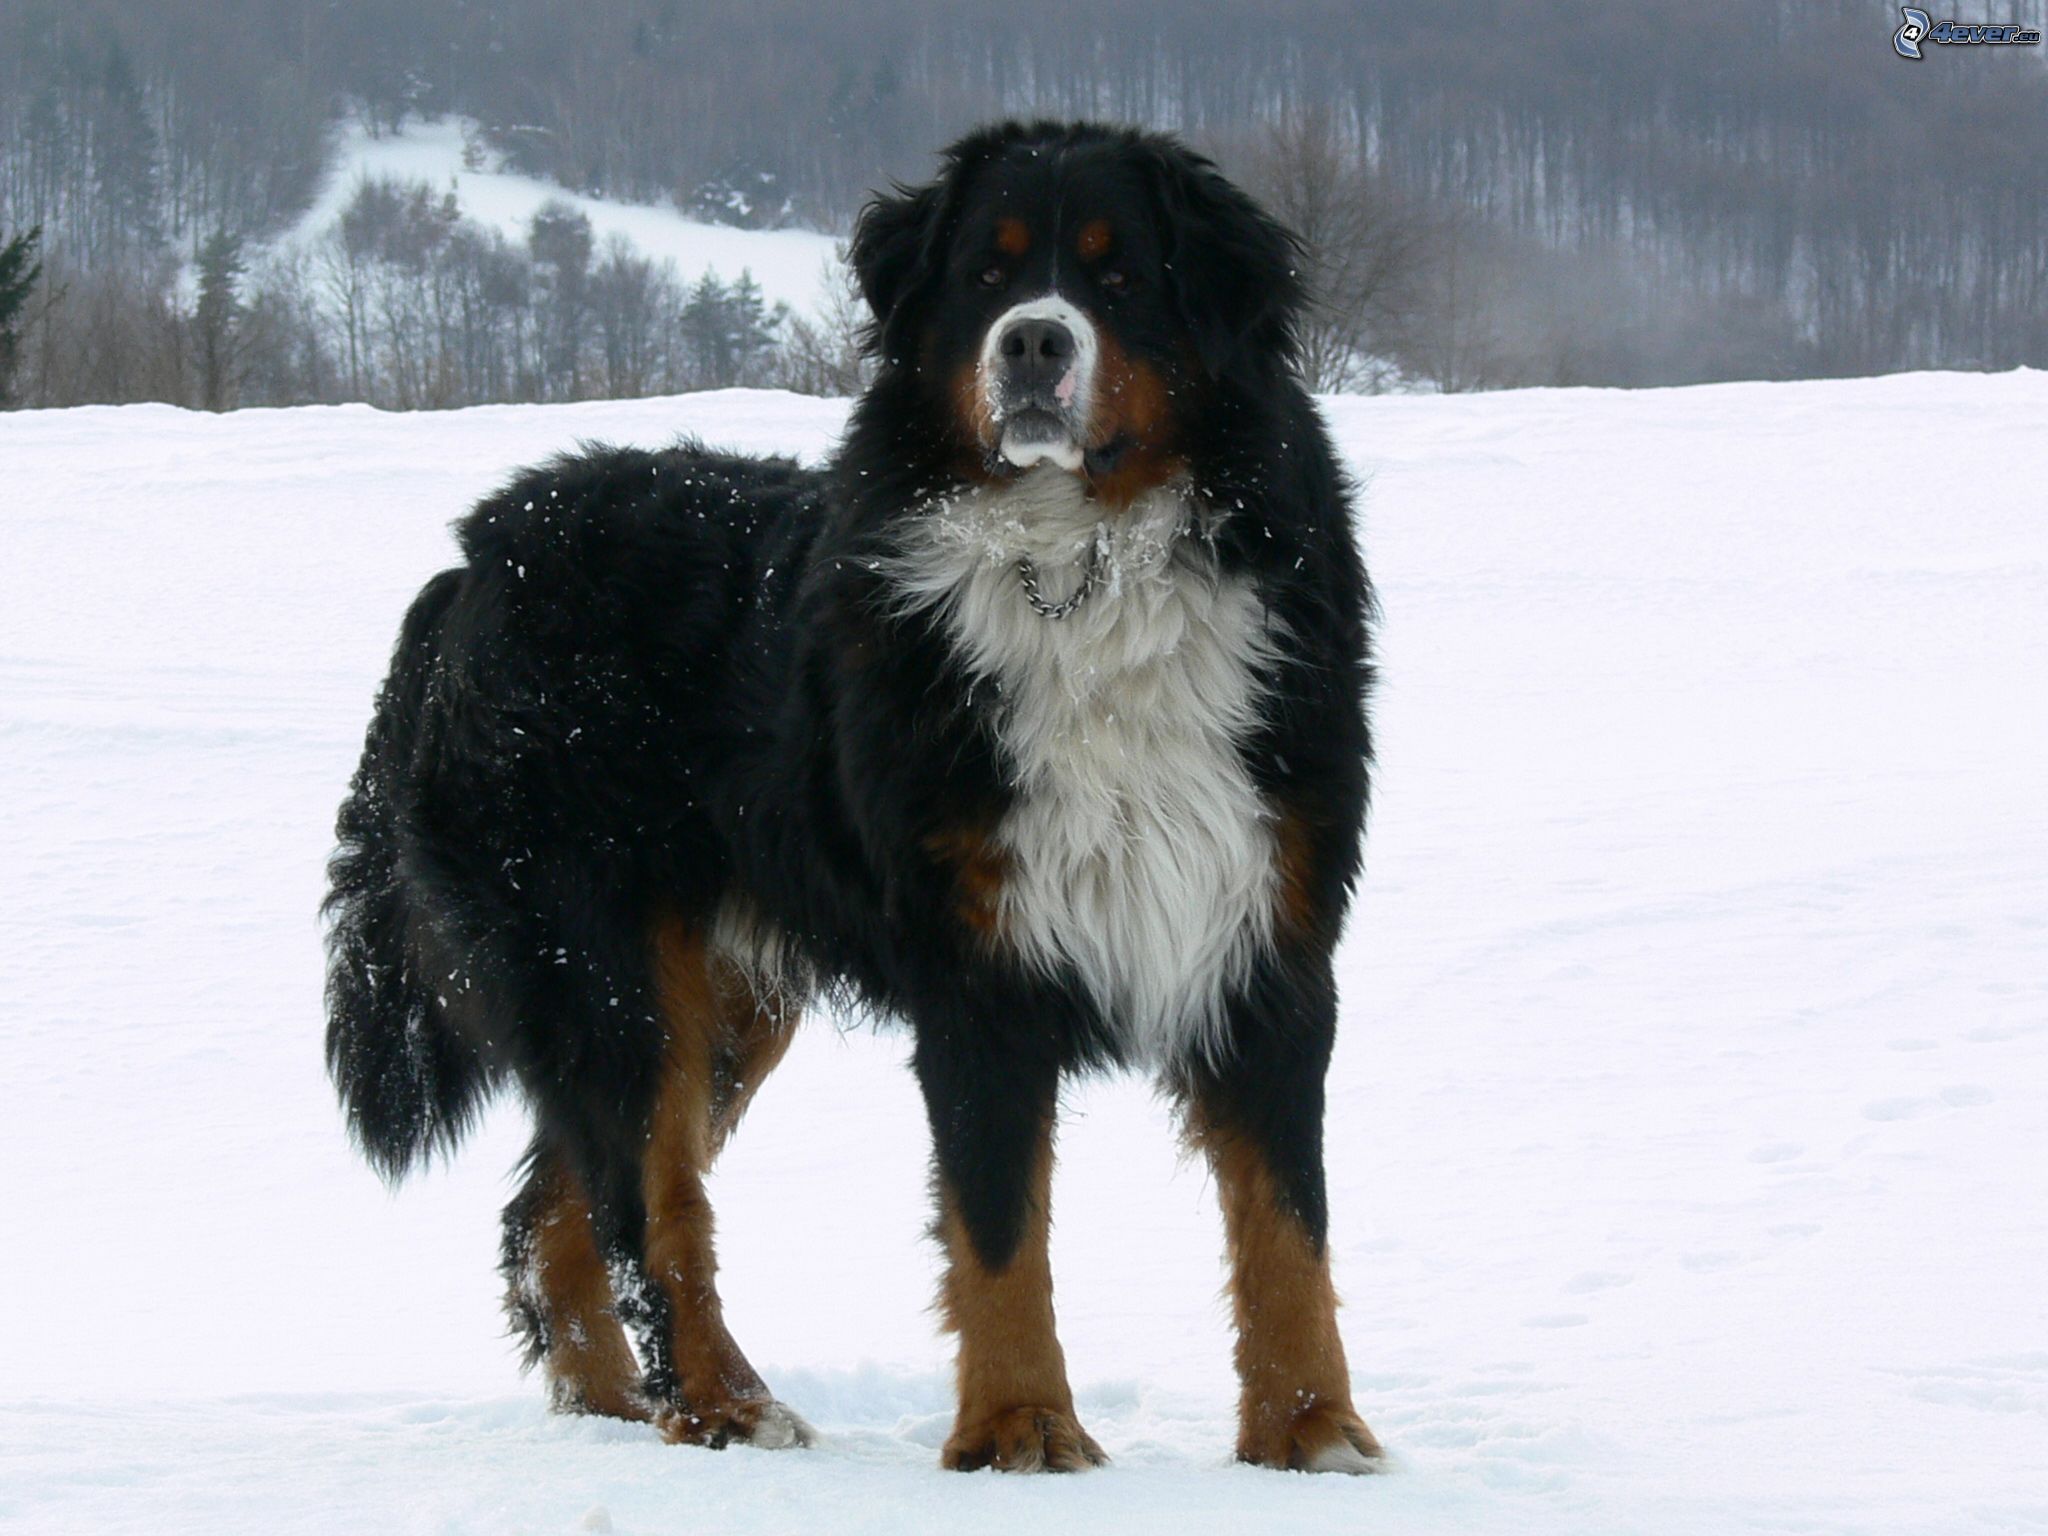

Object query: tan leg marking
[643,915,810,1448]
[524,1161,653,1422]
[707,971,799,1156]
[1188,1109,1383,1472]
[936,1117,1105,1472]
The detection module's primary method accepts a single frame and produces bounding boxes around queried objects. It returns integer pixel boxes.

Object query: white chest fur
[888,468,1281,1064]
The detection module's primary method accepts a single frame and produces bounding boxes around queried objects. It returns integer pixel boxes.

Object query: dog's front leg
[1180,963,1384,1473]
[914,1029,1105,1472]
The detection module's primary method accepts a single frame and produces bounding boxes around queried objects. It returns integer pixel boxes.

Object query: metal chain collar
[1015,539,1104,620]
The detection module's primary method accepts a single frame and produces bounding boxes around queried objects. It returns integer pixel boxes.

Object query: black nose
[997,317,1076,396]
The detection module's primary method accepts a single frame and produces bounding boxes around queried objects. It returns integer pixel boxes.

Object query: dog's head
[851,122,1304,503]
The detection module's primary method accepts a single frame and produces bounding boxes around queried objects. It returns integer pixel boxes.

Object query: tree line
[2,0,2045,408]
[0,184,867,411]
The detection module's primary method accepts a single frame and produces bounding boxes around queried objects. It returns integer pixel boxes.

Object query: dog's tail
[322,568,492,1182]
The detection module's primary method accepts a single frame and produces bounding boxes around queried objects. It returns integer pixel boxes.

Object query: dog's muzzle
[983,298,1096,472]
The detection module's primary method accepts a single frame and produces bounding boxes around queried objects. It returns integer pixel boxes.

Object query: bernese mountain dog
[324,119,1380,1474]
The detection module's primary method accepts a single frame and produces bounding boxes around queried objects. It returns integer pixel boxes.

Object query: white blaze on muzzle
[979,296,1099,473]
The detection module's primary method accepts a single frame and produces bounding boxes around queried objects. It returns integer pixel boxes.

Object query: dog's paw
[656,1396,815,1450]
[1238,1399,1384,1474]
[942,1405,1107,1473]
[544,1376,656,1423]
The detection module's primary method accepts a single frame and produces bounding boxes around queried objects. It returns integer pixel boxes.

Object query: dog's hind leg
[501,1140,653,1422]
[635,915,811,1449]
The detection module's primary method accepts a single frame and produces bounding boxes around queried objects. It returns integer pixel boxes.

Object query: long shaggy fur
[324,567,493,1179]
[885,468,1284,1062]
[321,122,1377,1451]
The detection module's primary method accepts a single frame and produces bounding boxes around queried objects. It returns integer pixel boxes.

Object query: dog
[324,119,1379,1473]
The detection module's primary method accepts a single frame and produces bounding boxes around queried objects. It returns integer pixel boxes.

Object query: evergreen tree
[679,272,736,388]
[194,229,245,411]
[679,270,786,389]
[528,201,592,398]
[0,224,45,409]
[725,272,787,384]
[92,41,164,262]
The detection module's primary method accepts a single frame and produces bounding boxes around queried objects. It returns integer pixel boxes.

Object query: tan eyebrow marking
[1076,218,1113,261]
[994,217,1032,257]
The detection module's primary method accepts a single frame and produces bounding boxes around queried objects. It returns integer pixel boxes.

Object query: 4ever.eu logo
[1894,6,2043,56]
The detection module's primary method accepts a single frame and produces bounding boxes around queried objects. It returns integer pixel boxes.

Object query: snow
[3,372,2046,1533]
[283,118,845,317]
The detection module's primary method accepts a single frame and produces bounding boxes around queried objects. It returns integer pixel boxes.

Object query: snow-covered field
[283,118,845,317]
[2,373,2044,1535]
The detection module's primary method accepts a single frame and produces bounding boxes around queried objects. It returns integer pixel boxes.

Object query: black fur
[325,121,1374,1389]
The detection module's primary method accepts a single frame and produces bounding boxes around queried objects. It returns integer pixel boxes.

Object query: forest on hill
[2,0,2043,407]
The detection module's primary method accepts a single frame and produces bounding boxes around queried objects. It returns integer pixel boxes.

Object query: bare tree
[588,235,669,398]
[775,247,869,397]
[1401,210,1512,394]
[1240,109,1432,392]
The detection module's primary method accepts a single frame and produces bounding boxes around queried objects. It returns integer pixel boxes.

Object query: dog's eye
[977,266,1006,289]
[1098,268,1129,293]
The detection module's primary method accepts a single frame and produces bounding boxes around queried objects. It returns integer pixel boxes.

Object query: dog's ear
[1141,139,1306,385]
[850,180,945,354]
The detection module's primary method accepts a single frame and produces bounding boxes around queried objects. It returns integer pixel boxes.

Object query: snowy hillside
[2,374,2044,1535]
[282,118,845,318]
